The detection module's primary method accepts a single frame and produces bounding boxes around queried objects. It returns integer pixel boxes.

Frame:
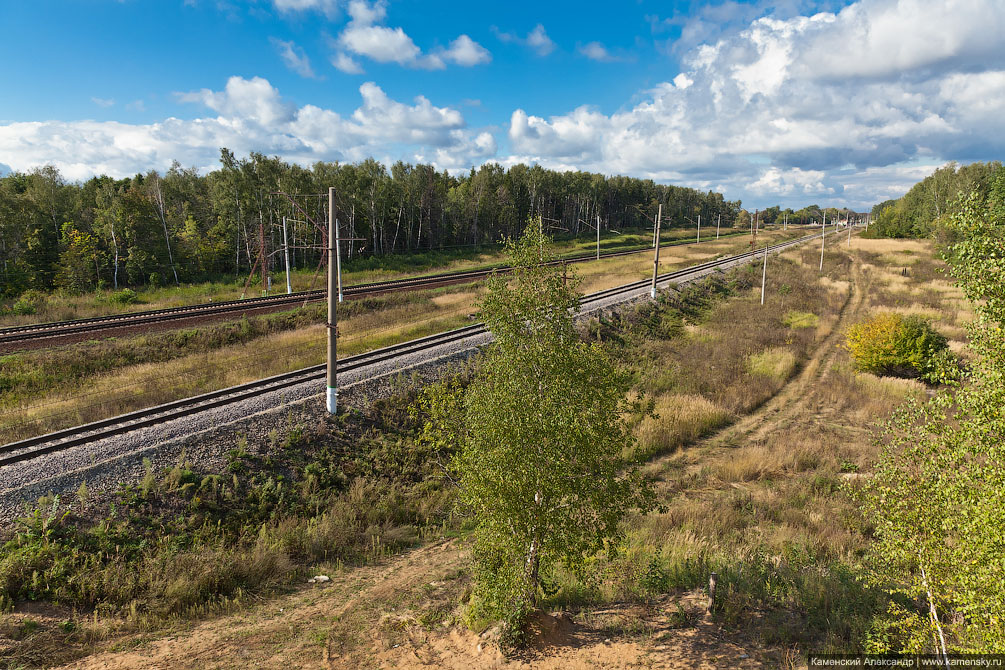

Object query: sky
[1,0,1003,211]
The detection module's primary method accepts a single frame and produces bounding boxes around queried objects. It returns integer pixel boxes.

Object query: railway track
[0,231,763,350]
[0,233,816,469]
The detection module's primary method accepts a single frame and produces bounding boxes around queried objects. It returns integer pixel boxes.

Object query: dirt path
[647,258,867,486]
[59,540,463,670]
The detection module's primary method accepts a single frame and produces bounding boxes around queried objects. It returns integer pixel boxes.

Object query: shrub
[845,313,948,382]
[12,290,46,316]
[109,288,138,305]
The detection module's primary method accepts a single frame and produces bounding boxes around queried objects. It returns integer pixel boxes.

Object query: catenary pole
[819,212,827,273]
[761,244,768,305]
[335,216,344,302]
[716,213,721,239]
[282,216,292,294]
[327,187,337,415]
[596,215,601,260]
[651,204,662,299]
[696,214,701,244]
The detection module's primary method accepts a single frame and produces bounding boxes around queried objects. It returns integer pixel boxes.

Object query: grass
[0,225,760,328]
[0,385,456,667]
[541,236,966,656]
[0,228,802,445]
[3,229,940,666]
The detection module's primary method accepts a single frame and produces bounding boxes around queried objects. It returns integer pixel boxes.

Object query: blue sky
[1,0,1003,210]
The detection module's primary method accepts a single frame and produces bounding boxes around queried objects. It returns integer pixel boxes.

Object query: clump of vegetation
[11,290,47,316]
[782,309,818,329]
[845,313,949,382]
[107,288,139,305]
[860,189,1005,653]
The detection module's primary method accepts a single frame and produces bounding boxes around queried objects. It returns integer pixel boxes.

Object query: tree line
[867,160,1004,238]
[0,150,742,297]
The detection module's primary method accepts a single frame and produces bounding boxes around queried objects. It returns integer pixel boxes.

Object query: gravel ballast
[0,240,807,523]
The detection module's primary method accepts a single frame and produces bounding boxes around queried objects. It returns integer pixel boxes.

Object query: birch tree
[433,219,651,644]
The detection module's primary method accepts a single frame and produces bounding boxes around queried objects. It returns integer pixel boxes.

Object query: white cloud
[442,35,491,66]
[495,24,555,56]
[176,76,294,126]
[0,77,494,180]
[502,0,1005,208]
[526,24,555,56]
[334,0,489,71]
[340,24,424,66]
[331,51,364,74]
[271,38,317,79]
[578,42,614,62]
[272,0,338,18]
[126,100,146,112]
[91,97,115,108]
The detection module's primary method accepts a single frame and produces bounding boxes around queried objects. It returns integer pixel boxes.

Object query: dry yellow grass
[632,393,731,460]
[782,310,819,329]
[851,238,931,254]
[872,303,943,320]
[746,346,797,381]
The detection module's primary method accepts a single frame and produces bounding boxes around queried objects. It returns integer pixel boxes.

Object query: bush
[845,313,948,382]
[12,290,47,316]
[109,288,138,305]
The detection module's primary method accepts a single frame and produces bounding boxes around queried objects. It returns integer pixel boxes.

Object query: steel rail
[0,232,816,468]
[0,231,762,346]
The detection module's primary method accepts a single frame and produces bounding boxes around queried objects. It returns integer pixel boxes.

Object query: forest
[0,150,743,297]
[868,160,1004,239]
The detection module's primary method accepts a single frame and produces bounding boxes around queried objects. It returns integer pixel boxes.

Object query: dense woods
[868,160,1004,239]
[0,150,742,297]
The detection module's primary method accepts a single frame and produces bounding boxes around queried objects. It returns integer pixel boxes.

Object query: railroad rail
[0,230,765,349]
[0,233,816,468]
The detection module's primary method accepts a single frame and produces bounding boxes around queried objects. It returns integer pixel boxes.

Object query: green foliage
[11,290,46,316]
[865,161,1003,239]
[860,189,1005,652]
[108,288,138,305]
[845,313,949,382]
[0,155,742,295]
[422,220,653,644]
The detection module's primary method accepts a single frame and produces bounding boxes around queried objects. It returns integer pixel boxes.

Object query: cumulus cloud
[91,97,115,108]
[442,35,491,66]
[331,51,364,74]
[0,76,494,180]
[332,0,489,72]
[505,0,1005,208]
[271,38,317,78]
[494,24,555,56]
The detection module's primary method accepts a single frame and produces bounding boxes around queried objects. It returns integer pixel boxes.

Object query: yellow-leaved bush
[845,313,950,382]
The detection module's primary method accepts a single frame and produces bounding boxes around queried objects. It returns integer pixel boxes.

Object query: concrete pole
[819,212,826,273]
[847,214,852,248]
[696,214,701,244]
[761,244,768,305]
[651,204,662,299]
[282,216,292,294]
[596,214,601,261]
[327,187,337,415]
[335,216,344,303]
[716,213,721,239]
